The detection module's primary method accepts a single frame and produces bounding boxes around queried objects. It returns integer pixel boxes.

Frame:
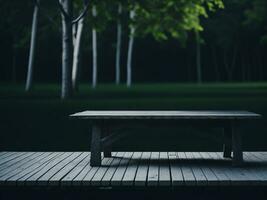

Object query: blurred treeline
[0,0,266,84]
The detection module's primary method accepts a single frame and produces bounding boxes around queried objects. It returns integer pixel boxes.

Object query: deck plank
[0,151,267,187]
[0,152,49,184]
[122,152,142,186]
[205,152,230,185]
[26,152,72,185]
[11,152,60,185]
[191,152,208,185]
[134,152,151,186]
[91,152,118,186]
[111,152,133,186]
[159,152,171,186]
[178,152,196,186]
[37,152,81,185]
[0,152,17,160]
[196,152,219,185]
[0,152,38,177]
[0,152,28,168]
[61,152,90,186]
[17,152,63,185]
[101,152,126,186]
[147,152,160,186]
[49,152,87,186]
[169,152,183,186]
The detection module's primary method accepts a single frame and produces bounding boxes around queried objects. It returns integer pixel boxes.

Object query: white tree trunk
[92,5,97,88]
[26,0,40,91]
[72,22,77,47]
[115,3,122,85]
[126,10,135,88]
[72,17,84,91]
[60,0,73,99]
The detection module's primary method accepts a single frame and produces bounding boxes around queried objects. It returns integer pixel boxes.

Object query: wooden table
[70,110,261,167]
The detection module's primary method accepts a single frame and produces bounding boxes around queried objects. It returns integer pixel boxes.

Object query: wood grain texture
[70,110,261,119]
[0,152,267,187]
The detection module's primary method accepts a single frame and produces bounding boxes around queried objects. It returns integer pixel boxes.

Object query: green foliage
[130,0,224,43]
[86,0,113,32]
[243,0,267,45]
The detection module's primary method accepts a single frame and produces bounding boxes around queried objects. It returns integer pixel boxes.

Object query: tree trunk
[72,17,84,91]
[92,5,97,88]
[25,0,40,91]
[115,3,122,85]
[195,31,202,84]
[60,0,73,99]
[211,46,220,82]
[126,10,135,88]
[223,50,231,81]
[12,45,17,83]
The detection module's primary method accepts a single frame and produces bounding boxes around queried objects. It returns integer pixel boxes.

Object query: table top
[70,110,262,120]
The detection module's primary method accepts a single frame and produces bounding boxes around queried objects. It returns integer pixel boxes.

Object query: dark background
[0,0,266,152]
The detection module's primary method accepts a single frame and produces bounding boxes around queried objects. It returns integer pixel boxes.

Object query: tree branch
[72,1,90,24]
[58,0,70,20]
[35,0,40,8]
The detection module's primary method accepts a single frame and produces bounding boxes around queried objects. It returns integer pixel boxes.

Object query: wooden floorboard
[1,152,267,187]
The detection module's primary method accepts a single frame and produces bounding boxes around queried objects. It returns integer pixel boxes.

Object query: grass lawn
[0,82,266,151]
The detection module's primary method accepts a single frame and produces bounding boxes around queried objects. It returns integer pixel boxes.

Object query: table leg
[223,125,232,158]
[90,124,102,166]
[103,126,112,157]
[232,122,243,166]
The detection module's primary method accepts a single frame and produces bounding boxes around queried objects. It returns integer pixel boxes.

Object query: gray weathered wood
[169,152,183,186]
[101,152,125,186]
[37,152,81,185]
[70,110,261,119]
[147,152,160,186]
[49,152,87,185]
[0,152,16,160]
[111,152,133,186]
[16,152,62,185]
[122,152,142,186]
[91,153,118,186]
[11,152,59,185]
[1,152,267,187]
[186,152,207,186]
[0,152,47,184]
[134,152,151,186]
[90,125,102,166]
[0,152,27,166]
[61,152,90,186]
[0,152,36,176]
[178,152,196,186]
[223,125,232,158]
[232,122,243,166]
[159,152,171,186]
[26,152,72,185]
[83,154,105,185]
[103,126,112,157]
[204,152,230,185]
[193,152,218,185]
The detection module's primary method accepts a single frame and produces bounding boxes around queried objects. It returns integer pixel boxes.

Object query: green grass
[0,82,266,151]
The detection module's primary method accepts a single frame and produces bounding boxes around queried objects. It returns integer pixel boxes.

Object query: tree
[26,0,40,92]
[72,1,88,91]
[58,0,89,99]
[195,30,202,83]
[244,0,267,45]
[124,0,224,85]
[91,5,97,88]
[115,2,123,85]
[126,7,136,87]
[85,1,112,88]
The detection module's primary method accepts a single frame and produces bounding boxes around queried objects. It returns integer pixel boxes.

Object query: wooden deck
[0,152,267,187]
